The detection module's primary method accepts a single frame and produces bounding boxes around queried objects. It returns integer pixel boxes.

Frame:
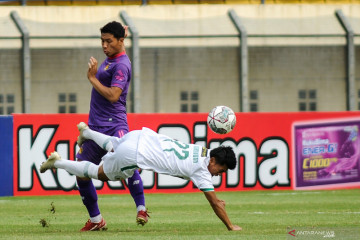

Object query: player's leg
[78,123,149,225]
[114,129,149,226]
[76,137,107,231]
[77,122,114,152]
[40,151,103,180]
[128,170,149,225]
[76,176,106,231]
[41,149,106,231]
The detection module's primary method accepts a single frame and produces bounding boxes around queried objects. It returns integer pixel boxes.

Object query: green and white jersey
[136,127,214,192]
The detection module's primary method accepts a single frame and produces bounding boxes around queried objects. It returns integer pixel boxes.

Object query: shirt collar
[108,51,126,60]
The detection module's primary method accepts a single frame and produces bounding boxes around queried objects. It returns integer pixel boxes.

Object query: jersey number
[163,139,189,160]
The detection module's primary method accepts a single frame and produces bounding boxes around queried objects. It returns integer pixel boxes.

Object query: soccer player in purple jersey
[76,21,148,231]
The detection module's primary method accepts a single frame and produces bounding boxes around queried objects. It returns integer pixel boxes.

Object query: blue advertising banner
[0,116,13,196]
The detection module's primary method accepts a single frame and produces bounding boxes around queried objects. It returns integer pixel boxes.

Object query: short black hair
[100,21,125,39]
[210,146,236,170]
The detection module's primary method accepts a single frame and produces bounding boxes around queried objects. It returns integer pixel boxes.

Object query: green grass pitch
[0,189,359,240]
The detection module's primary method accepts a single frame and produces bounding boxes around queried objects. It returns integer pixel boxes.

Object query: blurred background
[0,0,359,114]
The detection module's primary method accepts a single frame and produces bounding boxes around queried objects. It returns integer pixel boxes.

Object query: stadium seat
[225,0,261,4]
[273,0,300,3]
[23,0,46,5]
[322,0,353,3]
[0,0,21,5]
[300,0,324,3]
[98,0,123,5]
[173,0,200,4]
[46,1,72,5]
[200,0,225,3]
[72,0,98,5]
[147,0,173,4]
[122,0,143,5]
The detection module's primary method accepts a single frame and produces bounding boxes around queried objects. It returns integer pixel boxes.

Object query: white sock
[137,205,146,212]
[90,214,102,223]
[83,128,114,152]
[54,159,99,179]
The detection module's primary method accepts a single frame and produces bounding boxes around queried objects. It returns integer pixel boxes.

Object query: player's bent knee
[98,165,110,181]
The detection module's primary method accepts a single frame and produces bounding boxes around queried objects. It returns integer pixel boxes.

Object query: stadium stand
[97,0,123,4]
[147,0,173,4]
[1,0,360,6]
[45,1,74,5]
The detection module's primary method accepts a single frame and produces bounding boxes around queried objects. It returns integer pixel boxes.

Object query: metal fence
[3,0,360,6]
[0,5,359,114]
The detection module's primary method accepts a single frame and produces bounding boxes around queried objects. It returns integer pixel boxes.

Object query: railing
[1,0,359,7]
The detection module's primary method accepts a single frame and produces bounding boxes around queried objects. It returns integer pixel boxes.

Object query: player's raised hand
[87,56,98,81]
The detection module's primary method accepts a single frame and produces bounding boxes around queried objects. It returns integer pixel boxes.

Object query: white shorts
[102,130,141,181]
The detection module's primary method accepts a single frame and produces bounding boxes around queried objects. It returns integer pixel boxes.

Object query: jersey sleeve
[111,63,129,90]
[190,168,214,192]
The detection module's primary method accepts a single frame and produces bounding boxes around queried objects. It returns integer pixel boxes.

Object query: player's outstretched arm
[204,191,242,231]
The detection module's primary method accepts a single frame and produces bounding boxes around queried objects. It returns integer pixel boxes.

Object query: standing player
[41,122,242,231]
[77,21,147,231]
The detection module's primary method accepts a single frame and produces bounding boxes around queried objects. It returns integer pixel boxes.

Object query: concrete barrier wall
[0,5,359,115]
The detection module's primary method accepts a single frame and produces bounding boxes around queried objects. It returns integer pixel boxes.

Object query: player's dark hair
[100,21,125,39]
[210,146,236,170]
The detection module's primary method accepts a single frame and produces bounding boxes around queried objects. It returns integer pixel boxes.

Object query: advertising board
[9,112,360,196]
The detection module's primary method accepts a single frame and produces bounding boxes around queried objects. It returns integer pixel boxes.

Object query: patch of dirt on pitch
[39,202,56,228]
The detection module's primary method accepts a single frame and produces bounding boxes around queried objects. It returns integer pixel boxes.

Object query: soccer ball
[207,106,236,134]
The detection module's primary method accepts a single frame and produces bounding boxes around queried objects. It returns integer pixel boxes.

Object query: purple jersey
[88,52,131,128]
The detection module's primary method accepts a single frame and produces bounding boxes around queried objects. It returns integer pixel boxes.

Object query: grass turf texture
[0,189,359,240]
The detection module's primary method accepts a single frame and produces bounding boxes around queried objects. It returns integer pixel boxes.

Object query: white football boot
[40,151,61,173]
[77,122,89,147]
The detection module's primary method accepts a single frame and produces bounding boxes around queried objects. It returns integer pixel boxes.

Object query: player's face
[101,33,123,58]
[208,157,228,176]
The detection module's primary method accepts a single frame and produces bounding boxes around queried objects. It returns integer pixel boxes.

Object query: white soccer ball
[207,106,236,134]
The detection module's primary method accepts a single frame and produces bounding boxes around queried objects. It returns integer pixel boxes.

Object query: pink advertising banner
[293,118,360,189]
